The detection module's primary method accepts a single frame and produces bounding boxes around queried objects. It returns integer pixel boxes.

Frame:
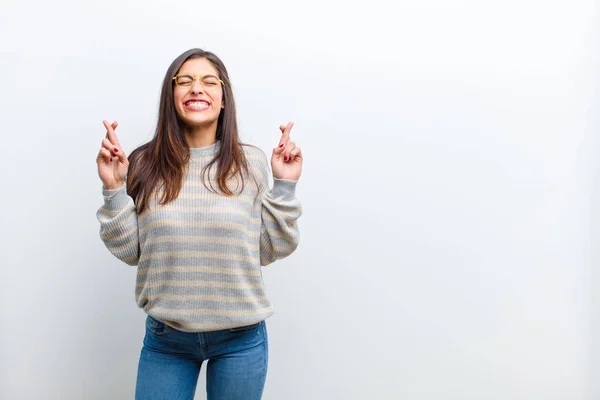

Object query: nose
[190,79,204,95]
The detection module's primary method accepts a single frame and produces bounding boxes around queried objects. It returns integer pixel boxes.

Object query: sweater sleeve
[96,185,140,266]
[255,154,302,266]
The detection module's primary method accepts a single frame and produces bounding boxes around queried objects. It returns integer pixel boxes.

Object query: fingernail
[114,148,119,153]
[284,156,289,161]
[279,143,284,148]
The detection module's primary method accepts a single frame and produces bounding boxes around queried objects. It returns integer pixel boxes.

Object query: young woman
[96,48,303,400]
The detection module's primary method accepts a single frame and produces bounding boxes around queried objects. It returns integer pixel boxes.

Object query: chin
[184,117,218,127]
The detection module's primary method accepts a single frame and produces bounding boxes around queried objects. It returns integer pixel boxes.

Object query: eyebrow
[178,73,219,78]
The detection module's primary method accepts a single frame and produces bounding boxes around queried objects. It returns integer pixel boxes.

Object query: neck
[184,122,218,148]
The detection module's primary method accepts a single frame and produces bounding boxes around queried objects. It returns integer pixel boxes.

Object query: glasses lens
[201,76,221,89]
[176,75,193,86]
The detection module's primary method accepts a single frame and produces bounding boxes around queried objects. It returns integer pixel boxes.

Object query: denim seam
[258,323,268,400]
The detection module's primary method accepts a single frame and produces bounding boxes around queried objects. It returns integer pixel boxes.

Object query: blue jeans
[135,315,268,400]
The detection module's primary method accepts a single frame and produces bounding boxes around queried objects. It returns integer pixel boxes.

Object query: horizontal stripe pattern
[150,293,267,302]
[97,142,301,331]
[151,306,274,317]
[136,280,264,290]
[143,235,254,249]
[138,265,262,278]
[141,250,259,264]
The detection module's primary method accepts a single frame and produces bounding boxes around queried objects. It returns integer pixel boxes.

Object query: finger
[102,138,118,155]
[98,147,113,163]
[105,121,118,139]
[102,138,127,164]
[283,141,296,162]
[282,121,293,139]
[288,146,302,163]
[103,120,121,147]
[277,121,294,150]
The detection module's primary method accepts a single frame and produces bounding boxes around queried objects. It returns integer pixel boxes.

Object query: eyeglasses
[172,74,225,91]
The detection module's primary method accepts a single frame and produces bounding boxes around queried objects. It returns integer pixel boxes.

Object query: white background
[1,0,598,399]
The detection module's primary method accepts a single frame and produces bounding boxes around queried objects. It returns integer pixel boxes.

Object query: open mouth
[184,100,210,110]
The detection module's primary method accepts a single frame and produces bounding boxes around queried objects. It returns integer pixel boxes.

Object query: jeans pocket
[146,315,169,336]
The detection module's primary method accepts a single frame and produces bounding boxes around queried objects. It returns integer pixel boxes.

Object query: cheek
[209,95,223,110]
[173,94,182,110]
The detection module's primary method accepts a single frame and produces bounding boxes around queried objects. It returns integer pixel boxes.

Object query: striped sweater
[96,141,302,332]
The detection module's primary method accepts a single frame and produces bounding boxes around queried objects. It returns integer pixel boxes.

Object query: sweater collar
[189,140,220,158]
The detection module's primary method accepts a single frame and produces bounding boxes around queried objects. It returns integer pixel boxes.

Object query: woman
[96,48,302,400]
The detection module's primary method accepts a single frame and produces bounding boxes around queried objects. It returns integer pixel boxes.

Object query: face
[173,57,225,130]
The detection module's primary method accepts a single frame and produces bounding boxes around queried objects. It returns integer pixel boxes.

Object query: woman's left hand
[271,121,302,181]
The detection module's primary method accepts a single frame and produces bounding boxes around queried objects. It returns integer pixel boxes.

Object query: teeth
[187,101,209,108]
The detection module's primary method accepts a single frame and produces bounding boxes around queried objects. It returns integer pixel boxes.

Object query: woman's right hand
[97,120,129,190]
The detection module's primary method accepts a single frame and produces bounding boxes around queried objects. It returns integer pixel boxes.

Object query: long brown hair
[126,49,249,214]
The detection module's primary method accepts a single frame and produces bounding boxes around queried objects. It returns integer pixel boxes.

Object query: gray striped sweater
[96,141,301,332]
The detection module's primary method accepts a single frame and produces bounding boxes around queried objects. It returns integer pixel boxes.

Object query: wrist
[104,181,125,191]
[273,173,300,181]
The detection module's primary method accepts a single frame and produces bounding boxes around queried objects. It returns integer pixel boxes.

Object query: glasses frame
[172,74,225,90]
